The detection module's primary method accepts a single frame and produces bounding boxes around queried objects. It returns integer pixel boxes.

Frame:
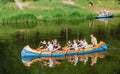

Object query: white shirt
[47,44,53,51]
[91,37,97,46]
[83,41,88,48]
[73,43,78,50]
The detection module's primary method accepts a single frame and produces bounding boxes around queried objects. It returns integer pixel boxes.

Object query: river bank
[0,0,120,22]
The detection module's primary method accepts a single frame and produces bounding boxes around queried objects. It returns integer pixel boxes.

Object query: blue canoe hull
[95,14,113,19]
[21,50,40,57]
[21,41,108,58]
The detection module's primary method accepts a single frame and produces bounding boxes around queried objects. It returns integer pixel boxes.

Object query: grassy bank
[0,0,120,22]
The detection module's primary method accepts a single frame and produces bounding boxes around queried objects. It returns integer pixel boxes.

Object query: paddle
[37,41,41,48]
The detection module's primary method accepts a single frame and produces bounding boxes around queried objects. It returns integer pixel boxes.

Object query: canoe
[96,18,113,21]
[21,41,108,58]
[95,14,113,19]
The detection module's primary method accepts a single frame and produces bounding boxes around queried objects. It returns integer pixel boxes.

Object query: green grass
[0,0,119,22]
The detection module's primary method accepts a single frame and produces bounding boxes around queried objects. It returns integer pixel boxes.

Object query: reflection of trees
[13,30,40,45]
[60,28,84,42]
[0,38,30,74]
[0,40,9,59]
[89,20,94,28]
[14,30,26,43]
[34,31,41,44]
[110,23,120,40]
[60,28,72,41]
[94,27,108,41]
[77,30,84,39]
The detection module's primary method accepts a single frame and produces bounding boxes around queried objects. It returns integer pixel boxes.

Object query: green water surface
[0,17,120,74]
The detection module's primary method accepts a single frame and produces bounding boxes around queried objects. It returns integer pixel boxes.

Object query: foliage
[3,14,37,21]
[22,0,39,2]
[0,0,14,4]
[0,0,120,22]
[118,0,120,4]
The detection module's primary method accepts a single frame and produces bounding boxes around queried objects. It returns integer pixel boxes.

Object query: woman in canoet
[52,39,61,51]
[78,39,84,48]
[67,40,73,50]
[72,40,78,50]
[83,39,88,48]
[40,40,47,49]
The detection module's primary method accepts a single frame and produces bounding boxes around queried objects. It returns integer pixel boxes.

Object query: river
[0,17,120,74]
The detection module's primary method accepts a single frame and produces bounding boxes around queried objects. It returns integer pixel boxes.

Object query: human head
[54,39,57,43]
[73,40,76,43]
[68,40,71,43]
[90,34,94,38]
[83,39,86,42]
[43,40,46,43]
[48,41,51,45]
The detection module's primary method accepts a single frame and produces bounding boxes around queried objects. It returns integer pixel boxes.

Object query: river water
[0,17,120,74]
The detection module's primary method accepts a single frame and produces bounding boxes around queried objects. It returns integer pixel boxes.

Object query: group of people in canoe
[99,9,109,17]
[39,39,61,52]
[39,34,97,52]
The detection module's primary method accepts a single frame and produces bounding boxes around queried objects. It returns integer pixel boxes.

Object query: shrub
[54,13,63,20]
[0,0,14,4]
[70,12,80,18]
[3,14,37,22]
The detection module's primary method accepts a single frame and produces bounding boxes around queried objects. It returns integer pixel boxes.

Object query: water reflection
[95,18,113,26]
[110,23,120,40]
[89,20,94,28]
[22,52,105,67]
[89,18,113,28]
[0,16,120,74]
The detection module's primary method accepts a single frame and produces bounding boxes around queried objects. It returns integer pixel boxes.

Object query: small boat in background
[21,41,108,58]
[96,17,113,21]
[95,14,113,19]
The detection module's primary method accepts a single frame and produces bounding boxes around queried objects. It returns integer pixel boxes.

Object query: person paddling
[52,39,61,51]
[46,41,54,52]
[67,40,73,50]
[72,40,78,50]
[40,40,47,49]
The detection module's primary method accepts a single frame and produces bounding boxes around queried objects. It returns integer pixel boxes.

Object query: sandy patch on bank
[15,0,32,11]
[62,0,77,6]
[15,1,53,11]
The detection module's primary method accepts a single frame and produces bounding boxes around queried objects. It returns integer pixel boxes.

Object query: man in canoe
[90,34,97,46]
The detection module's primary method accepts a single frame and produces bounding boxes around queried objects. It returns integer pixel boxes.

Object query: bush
[22,0,39,2]
[0,0,14,4]
[54,13,63,20]
[70,12,80,17]
[3,14,37,22]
